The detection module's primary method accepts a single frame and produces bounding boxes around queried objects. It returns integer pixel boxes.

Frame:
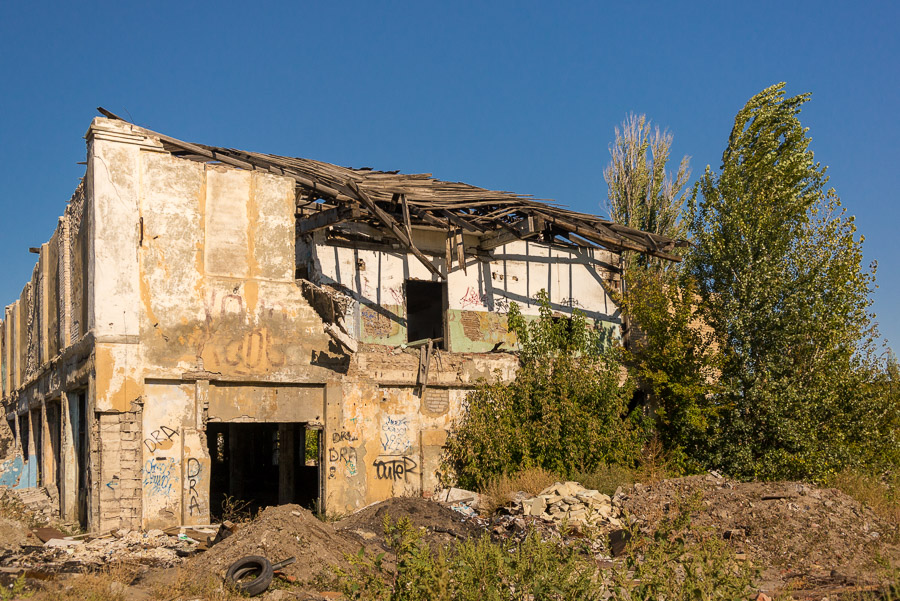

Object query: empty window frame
[405,280,446,349]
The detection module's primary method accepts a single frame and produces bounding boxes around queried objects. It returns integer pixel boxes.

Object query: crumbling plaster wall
[2,116,632,528]
[0,182,89,508]
[324,346,518,513]
[84,118,338,528]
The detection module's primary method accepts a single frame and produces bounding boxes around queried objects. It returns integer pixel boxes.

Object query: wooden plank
[296,205,357,235]
[401,194,413,240]
[445,230,453,271]
[347,181,444,279]
[440,210,483,233]
[454,228,467,275]
[478,216,539,251]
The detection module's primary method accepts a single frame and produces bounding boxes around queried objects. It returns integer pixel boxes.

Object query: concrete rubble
[508,481,626,530]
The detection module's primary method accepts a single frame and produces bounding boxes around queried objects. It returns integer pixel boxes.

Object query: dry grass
[29,562,141,601]
[829,469,900,527]
[571,464,637,497]
[480,467,560,514]
[151,568,247,601]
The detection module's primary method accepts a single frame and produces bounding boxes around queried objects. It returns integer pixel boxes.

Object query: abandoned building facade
[0,115,682,532]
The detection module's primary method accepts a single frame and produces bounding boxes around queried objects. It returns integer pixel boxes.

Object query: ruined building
[0,112,684,531]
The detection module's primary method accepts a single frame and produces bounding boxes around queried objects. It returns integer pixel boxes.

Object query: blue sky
[1,1,897,352]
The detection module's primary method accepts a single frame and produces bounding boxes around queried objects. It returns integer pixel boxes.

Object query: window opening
[405,280,445,349]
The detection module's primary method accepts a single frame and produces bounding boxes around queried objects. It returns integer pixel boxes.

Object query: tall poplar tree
[603,113,691,271]
[688,83,877,480]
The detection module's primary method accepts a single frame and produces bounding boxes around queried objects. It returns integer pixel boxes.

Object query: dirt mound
[336,497,482,548]
[621,474,900,592]
[0,516,32,553]
[190,504,362,585]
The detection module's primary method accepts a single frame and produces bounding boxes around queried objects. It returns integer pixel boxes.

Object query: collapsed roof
[97,108,688,278]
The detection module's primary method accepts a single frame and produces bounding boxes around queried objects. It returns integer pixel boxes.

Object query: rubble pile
[1,487,57,526]
[508,481,625,530]
[39,528,198,567]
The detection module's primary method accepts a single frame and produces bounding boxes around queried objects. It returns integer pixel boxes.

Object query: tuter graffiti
[373,456,417,481]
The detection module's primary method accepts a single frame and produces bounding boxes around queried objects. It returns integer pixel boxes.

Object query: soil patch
[620,474,900,593]
[0,516,32,553]
[336,497,482,549]
[190,504,362,586]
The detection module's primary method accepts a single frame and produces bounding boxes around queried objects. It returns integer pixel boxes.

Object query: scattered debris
[619,474,900,593]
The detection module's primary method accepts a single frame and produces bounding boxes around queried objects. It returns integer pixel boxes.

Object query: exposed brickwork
[97,409,142,531]
[423,387,450,415]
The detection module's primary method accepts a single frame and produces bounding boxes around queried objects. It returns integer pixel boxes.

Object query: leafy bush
[443,290,648,491]
[617,267,720,475]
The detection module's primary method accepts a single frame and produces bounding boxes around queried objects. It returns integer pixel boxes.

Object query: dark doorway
[30,409,42,486]
[406,280,445,348]
[71,392,89,530]
[46,401,61,490]
[19,413,30,463]
[206,422,320,519]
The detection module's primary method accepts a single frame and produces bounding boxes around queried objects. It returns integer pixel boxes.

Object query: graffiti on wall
[143,425,179,453]
[143,458,178,496]
[373,456,417,481]
[459,287,487,310]
[328,446,358,478]
[200,290,289,372]
[186,458,203,516]
[381,415,411,455]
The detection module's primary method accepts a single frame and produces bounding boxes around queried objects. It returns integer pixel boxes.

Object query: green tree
[443,291,647,490]
[617,269,720,473]
[687,82,877,481]
[603,113,691,271]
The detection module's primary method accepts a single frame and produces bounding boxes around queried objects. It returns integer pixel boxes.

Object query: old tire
[225,555,273,597]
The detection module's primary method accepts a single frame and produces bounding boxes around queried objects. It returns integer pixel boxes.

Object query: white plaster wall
[311,235,621,322]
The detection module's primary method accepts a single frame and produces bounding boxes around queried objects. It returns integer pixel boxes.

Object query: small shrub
[571,464,637,497]
[480,467,560,514]
[217,494,256,524]
[0,574,31,601]
[337,516,604,600]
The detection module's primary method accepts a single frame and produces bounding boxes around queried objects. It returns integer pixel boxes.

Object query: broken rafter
[297,205,359,235]
[533,209,682,262]
[346,181,444,279]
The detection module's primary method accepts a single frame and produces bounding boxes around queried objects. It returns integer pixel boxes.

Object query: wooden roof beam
[347,181,444,279]
[533,210,682,262]
[297,205,360,235]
